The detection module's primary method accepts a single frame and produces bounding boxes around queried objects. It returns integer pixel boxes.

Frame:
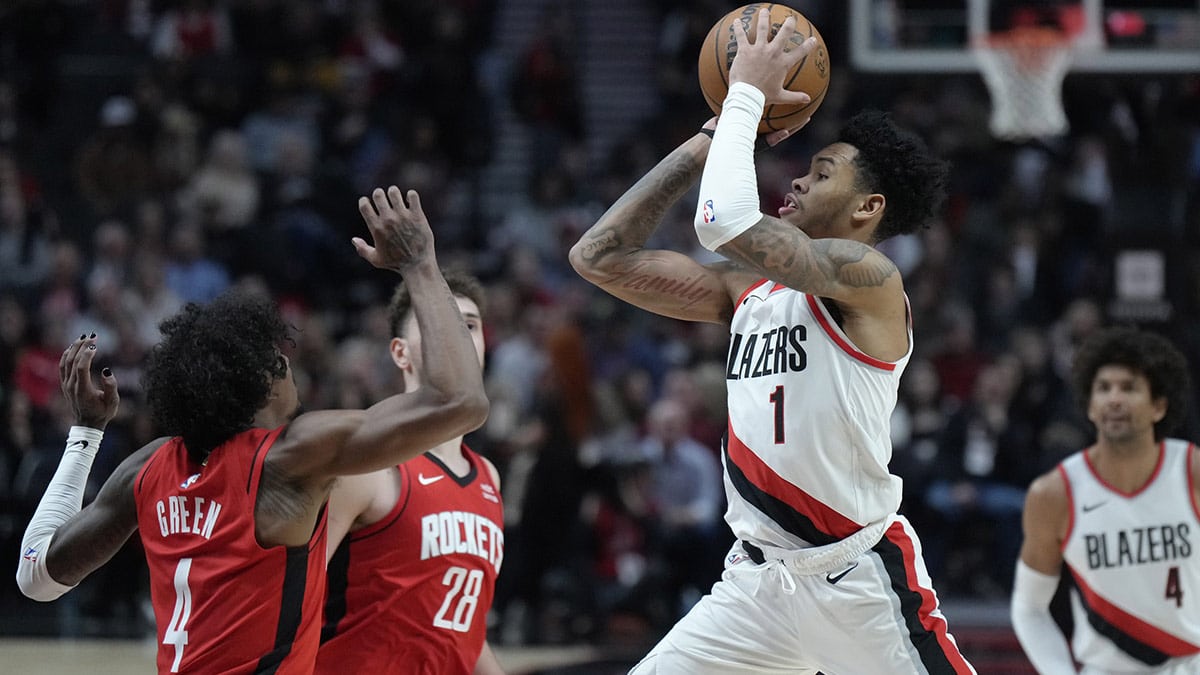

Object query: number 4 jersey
[317,447,504,675]
[1060,438,1200,670]
[134,426,328,674]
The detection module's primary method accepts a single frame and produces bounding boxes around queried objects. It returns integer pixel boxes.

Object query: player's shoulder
[1025,464,1070,513]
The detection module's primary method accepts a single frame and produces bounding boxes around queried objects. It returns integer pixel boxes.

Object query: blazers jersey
[134,426,328,674]
[317,447,504,675]
[724,280,910,549]
[1060,439,1200,670]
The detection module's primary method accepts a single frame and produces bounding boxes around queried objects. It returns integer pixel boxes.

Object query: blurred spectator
[163,222,230,303]
[75,95,154,218]
[638,398,725,620]
[924,358,1039,596]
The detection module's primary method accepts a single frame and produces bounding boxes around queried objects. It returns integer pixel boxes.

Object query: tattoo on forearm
[590,152,702,250]
[612,261,715,309]
[577,230,620,261]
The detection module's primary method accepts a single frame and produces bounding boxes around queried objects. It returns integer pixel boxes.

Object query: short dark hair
[1070,326,1191,441]
[836,110,949,242]
[387,268,486,338]
[142,291,291,463]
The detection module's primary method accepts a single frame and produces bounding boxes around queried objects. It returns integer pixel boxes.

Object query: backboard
[850,0,1200,72]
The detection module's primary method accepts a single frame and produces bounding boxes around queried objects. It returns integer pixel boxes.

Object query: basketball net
[973,27,1074,140]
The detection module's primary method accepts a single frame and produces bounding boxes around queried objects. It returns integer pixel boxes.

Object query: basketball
[697,3,830,133]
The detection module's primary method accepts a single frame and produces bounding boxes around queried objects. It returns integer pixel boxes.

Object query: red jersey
[134,427,328,674]
[317,447,504,675]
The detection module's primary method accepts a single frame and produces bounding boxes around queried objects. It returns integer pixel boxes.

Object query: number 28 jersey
[1060,439,1200,671]
[317,447,504,675]
[723,281,910,550]
[134,427,328,674]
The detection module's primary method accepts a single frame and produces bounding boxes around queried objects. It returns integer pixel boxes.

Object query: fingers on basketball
[698,3,831,133]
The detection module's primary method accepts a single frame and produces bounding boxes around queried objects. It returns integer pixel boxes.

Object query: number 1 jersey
[317,447,504,675]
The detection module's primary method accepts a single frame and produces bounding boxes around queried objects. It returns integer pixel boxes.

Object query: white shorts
[628,516,975,675]
[1080,654,1200,675]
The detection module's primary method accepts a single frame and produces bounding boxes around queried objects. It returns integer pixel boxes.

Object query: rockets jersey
[134,426,328,674]
[1060,439,1200,670]
[723,280,909,549]
[317,446,504,675]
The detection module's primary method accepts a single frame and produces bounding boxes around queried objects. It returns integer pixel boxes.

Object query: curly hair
[387,268,486,338]
[142,291,291,463]
[836,110,949,242]
[1070,326,1191,441]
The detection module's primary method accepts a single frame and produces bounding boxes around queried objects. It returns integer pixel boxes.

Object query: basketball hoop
[973,27,1074,141]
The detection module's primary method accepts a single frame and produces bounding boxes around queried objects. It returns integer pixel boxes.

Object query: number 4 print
[164,558,193,672]
[1166,565,1183,608]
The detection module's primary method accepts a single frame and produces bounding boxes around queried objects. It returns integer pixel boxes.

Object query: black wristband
[698,128,715,138]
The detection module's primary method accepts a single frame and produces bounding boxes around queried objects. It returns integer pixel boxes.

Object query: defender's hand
[353,186,436,272]
[59,335,119,429]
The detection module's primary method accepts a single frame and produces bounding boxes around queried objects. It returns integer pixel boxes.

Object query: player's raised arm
[16,334,156,599]
[270,187,489,484]
[568,132,753,325]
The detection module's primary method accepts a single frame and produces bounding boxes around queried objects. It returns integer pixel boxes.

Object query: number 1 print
[770,385,785,444]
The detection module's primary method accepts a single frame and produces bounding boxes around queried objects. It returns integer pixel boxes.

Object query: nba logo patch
[180,473,200,489]
[727,551,749,566]
[702,199,716,224]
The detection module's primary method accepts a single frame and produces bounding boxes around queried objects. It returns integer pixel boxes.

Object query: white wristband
[1011,561,1077,673]
[15,426,104,601]
[694,81,766,251]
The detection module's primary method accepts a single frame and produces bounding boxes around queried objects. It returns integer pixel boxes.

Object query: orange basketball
[697,3,830,133]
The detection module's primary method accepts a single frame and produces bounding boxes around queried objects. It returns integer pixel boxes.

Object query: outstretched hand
[352,186,436,272]
[729,8,818,107]
[60,334,119,429]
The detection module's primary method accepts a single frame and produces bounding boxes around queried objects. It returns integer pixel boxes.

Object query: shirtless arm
[1011,469,1077,673]
[569,134,755,324]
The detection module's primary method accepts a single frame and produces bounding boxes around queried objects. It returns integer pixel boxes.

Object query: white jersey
[1060,439,1200,671]
[723,280,909,550]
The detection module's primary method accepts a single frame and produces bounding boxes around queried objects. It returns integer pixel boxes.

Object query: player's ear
[853,193,885,223]
[390,337,412,372]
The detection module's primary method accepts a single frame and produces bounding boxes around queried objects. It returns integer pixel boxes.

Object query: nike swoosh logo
[417,474,444,486]
[69,440,89,449]
[826,562,859,585]
[1082,502,1107,513]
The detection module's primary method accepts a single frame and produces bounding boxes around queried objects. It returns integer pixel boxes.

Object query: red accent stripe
[885,522,976,674]
[734,278,771,309]
[726,427,860,539]
[1072,570,1200,656]
[1083,441,1165,497]
[805,295,896,371]
[1058,464,1075,554]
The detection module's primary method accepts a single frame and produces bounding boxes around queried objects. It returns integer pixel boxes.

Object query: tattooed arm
[718,219,908,360]
[569,134,757,324]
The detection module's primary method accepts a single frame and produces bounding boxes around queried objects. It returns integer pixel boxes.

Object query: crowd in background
[1,0,1198,649]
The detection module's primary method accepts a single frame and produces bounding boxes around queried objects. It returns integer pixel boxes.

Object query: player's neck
[428,437,468,475]
[1088,436,1162,492]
